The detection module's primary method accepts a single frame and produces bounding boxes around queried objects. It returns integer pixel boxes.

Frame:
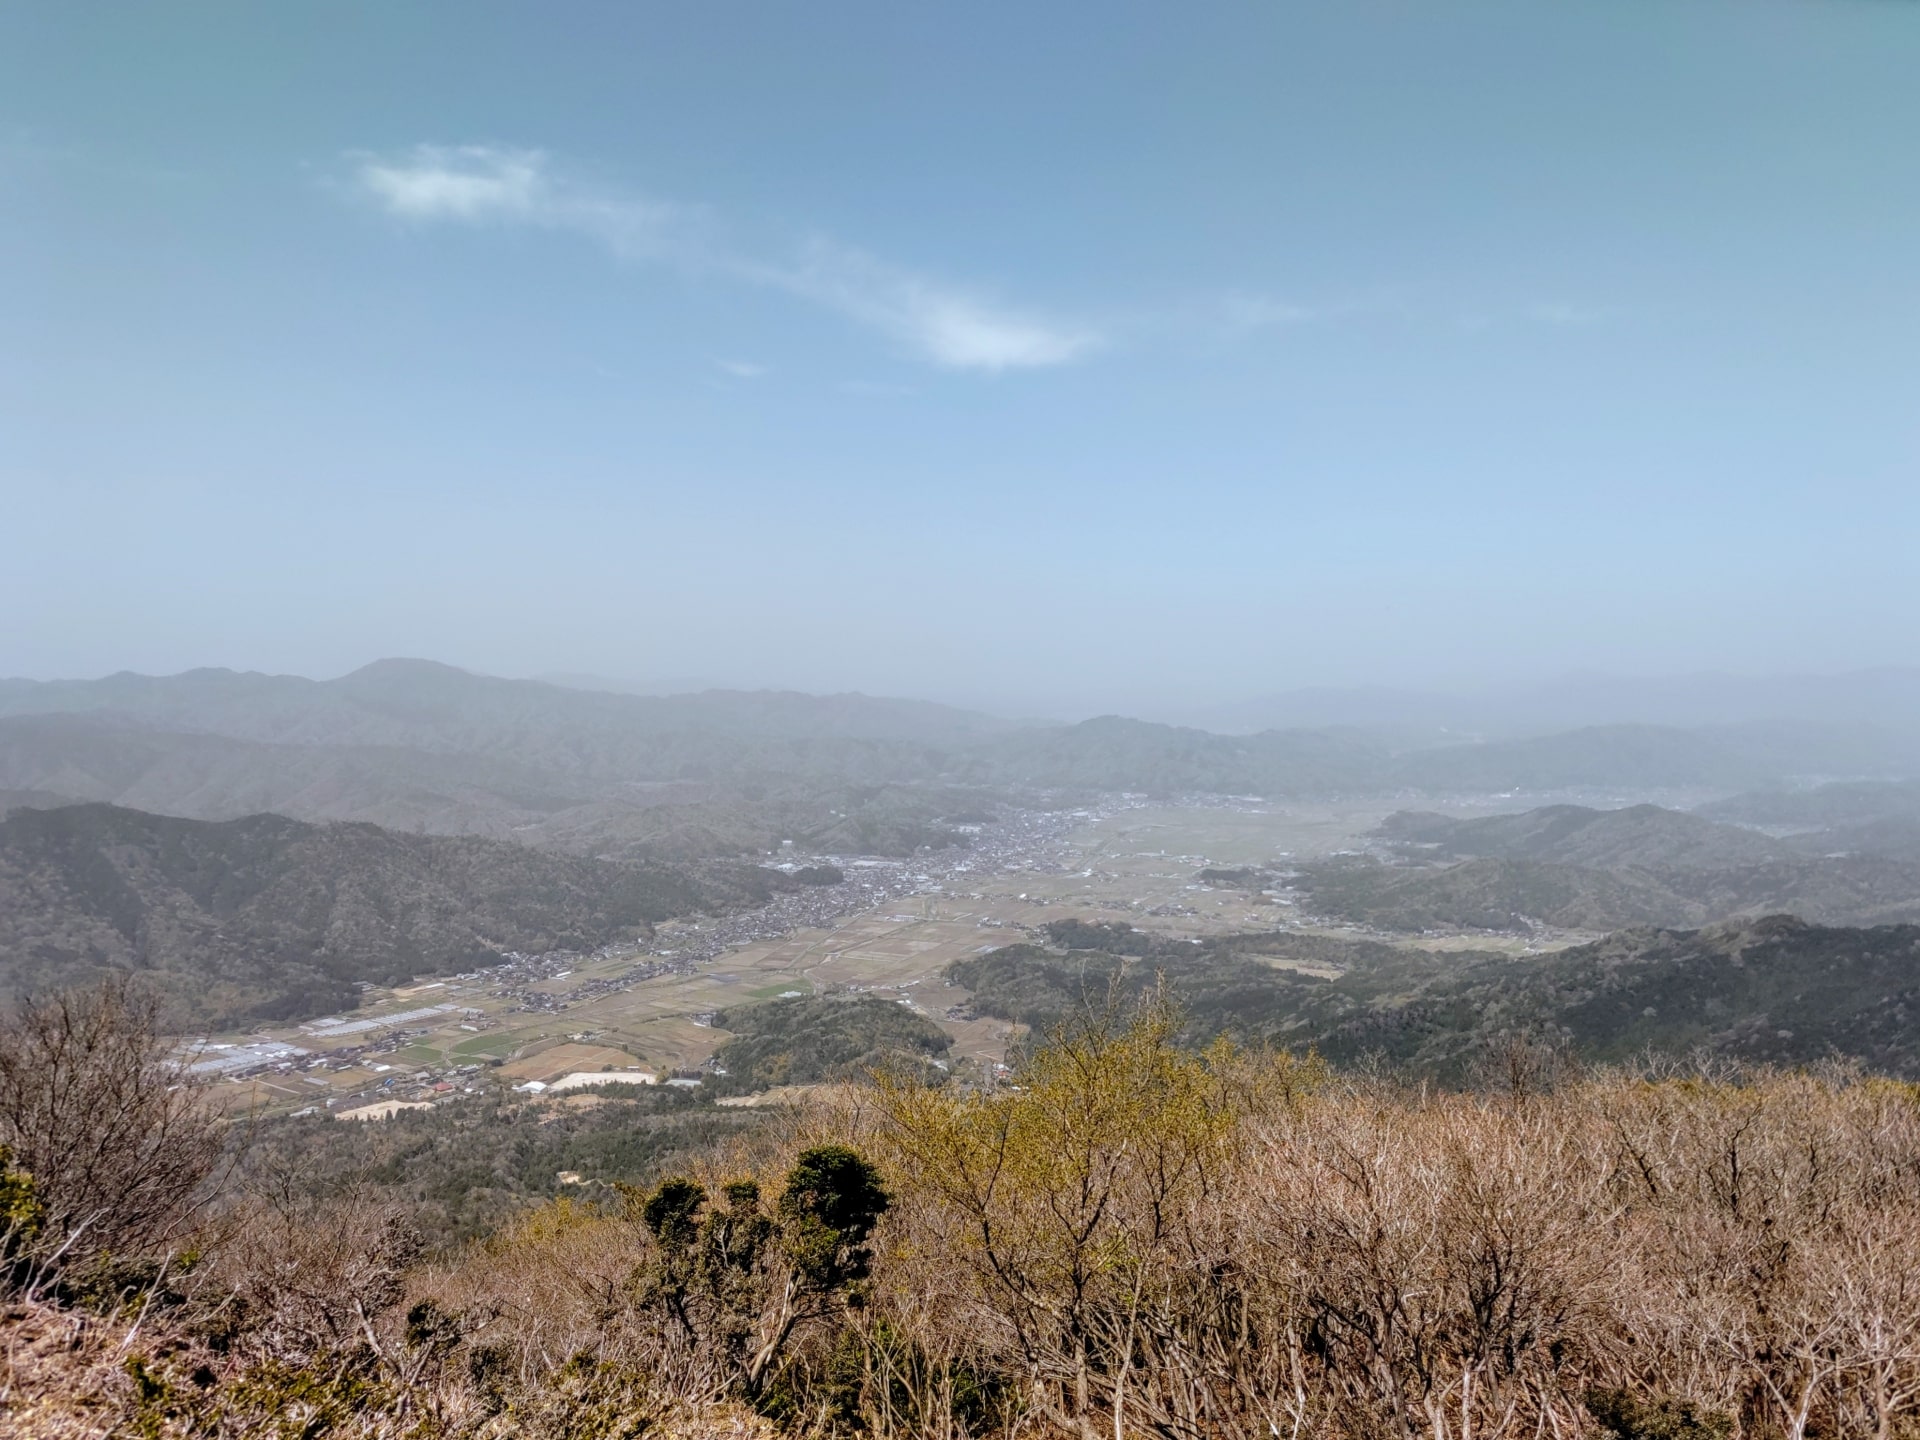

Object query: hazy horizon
[8,653,1920,735]
[8,1,1919,710]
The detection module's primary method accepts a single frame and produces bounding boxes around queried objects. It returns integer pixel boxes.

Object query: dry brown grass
[9,996,1920,1438]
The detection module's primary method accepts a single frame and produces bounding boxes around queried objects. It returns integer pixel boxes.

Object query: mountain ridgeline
[3,663,1917,869]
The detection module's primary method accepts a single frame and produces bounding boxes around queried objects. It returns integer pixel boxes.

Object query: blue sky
[4,1,1917,716]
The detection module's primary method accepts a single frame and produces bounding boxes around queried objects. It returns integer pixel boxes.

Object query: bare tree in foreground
[0,976,223,1293]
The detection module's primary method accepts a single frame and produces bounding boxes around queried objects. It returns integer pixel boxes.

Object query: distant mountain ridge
[3,662,1917,861]
[1186,667,1920,740]
[0,659,1025,749]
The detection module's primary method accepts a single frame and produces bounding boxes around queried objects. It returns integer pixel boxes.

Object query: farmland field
[202,798,1580,1114]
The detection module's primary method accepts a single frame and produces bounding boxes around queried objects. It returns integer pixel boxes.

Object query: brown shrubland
[7,988,1920,1438]
[0,977,224,1299]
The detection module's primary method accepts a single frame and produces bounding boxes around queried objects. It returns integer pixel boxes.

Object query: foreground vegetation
[6,978,1920,1438]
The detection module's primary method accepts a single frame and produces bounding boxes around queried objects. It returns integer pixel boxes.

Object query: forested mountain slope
[0,802,766,1027]
[951,915,1920,1079]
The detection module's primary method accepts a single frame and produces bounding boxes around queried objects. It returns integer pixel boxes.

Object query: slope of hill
[1699,778,1920,830]
[0,713,982,862]
[709,995,952,1093]
[949,925,1460,1052]
[0,803,764,1027]
[1333,914,1920,1077]
[1299,855,1701,932]
[1298,849,1920,934]
[1343,801,1920,932]
[1378,803,1790,869]
[1785,816,1920,865]
[951,915,1920,1079]
[0,787,77,816]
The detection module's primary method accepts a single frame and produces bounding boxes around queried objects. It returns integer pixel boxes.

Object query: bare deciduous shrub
[13,984,1920,1439]
[851,1000,1920,1439]
[203,1178,424,1370]
[0,977,223,1294]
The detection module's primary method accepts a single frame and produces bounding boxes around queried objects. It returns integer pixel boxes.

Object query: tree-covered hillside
[0,803,766,1027]
[710,995,953,1093]
[951,914,1920,1080]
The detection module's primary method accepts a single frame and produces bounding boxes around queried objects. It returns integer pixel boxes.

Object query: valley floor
[200,793,1624,1116]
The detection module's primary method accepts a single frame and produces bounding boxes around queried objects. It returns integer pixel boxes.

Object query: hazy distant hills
[1699,777,1920,829]
[1187,667,1920,741]
[1379,803,1791,869]
[955,716,1389,795]
[960,717,1820,795]
[0,787,78,817]
[2,661,1917,862]
[0,659,996,860]
[0,802,784,1029]
[0,659,1020,751]
[1692,780,1920,866]
[0,711,981,862]
[1295,801,1920,933]
[957,914,1920,1079]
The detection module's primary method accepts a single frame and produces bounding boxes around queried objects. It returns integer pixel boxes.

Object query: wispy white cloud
[346,145,1096,372]
[348,146,707,261]
[715,359,766,379]
[357,145,545,220]
[761,239,1099,370]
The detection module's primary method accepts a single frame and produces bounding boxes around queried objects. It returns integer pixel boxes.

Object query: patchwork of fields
[203,798,1579,1113]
